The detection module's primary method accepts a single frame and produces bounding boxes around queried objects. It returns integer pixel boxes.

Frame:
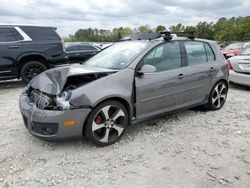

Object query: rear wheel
[206,81,228,110]
[85,100,128,146]
[20,61,47,83]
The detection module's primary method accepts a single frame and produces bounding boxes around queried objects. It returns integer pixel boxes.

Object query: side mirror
[137,64,156,76]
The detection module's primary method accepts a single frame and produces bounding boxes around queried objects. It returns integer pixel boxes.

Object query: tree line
[64,16,250,43]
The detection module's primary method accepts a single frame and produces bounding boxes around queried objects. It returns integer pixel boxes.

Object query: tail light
[227,59,233,70]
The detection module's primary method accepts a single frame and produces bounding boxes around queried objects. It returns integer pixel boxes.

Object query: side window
[0,28,22,42]
[144,41,181,72]
[204,43,215,61]
[79,45,97,51]
[66,45,79,52]
[183,41,207,66]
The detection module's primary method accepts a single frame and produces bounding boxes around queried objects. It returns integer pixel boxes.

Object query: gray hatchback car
[19,33,229,146]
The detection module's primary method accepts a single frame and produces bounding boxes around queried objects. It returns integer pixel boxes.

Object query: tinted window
[0,28,22,42]
[184,41,207,66]
[144,41,181,72]
[20,26,60,41]
[79,45,97,51]
[204,43,215,61]
[65,45,79,52]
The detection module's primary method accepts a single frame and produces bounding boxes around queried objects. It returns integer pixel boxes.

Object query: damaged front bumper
[19,92,91,140]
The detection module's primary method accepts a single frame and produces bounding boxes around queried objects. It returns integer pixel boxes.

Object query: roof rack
[121,31,195,41]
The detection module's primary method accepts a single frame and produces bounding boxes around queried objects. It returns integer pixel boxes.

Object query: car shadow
[229,82,250,91]
[0,79,26,90]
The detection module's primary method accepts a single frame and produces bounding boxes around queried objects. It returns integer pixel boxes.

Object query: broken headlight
[56,91,72,110]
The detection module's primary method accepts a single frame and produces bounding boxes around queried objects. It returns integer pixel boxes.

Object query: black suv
[0,25,67,83]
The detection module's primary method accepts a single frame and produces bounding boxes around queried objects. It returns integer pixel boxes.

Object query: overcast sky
[0,0,249,37]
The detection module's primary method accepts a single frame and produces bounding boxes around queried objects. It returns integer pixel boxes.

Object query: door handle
[178,73,184,79]
[75,53,80,56]
[210,67,215,72]
[8,46,19,49]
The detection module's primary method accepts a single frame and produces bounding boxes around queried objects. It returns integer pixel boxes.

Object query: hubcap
[92,105,126,143]
[212,83,227,108]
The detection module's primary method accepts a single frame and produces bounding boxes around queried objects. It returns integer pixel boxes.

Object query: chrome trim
[0,70,12,74]
[14,27,32,42]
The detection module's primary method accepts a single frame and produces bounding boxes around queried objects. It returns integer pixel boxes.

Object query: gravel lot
[0,80,250,188]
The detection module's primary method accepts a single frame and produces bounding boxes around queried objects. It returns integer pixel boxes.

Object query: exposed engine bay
[63,72,110,91]
[27,72,111,110]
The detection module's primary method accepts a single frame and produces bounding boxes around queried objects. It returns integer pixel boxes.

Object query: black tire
[20,61,47,83]
[84,100,129,146]
[206,81,228,110]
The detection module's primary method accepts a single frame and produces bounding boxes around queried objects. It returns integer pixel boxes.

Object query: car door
[135,41,187,120]
[180,41,216,104]
[0,27,22,76]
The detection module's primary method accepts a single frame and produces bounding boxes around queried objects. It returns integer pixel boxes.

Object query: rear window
[19,26,61,41]
[0,27,23,42]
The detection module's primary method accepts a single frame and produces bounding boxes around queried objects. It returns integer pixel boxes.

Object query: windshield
[85,41,151,69]
[225,43,243,50]
[240,47,250,55]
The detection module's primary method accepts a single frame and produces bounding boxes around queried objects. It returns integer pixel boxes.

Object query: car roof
[0,25,57,30]
[120,37,216,45]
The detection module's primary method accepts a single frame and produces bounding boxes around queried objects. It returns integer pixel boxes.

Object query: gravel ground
[0,80,250,188]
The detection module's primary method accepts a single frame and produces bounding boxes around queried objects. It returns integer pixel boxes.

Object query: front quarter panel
[69,68,135,112]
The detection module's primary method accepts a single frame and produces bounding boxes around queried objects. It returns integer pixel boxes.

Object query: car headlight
[56,91,72,110]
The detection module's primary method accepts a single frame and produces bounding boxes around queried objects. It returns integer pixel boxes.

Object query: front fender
[69,68,135,110]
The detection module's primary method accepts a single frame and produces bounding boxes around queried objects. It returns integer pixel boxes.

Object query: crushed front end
[19,85,91,140]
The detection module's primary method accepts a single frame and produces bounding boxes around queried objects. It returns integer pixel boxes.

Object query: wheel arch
[213,79,229,90]
[82,96,133,137]
[18,54,48,74]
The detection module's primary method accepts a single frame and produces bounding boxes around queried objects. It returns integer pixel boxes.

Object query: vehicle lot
[0,80,250,188]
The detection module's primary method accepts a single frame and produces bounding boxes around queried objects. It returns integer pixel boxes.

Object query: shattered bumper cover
[19,92,91,140]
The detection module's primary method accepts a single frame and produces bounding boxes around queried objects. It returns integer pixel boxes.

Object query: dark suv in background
[0,25,67,83]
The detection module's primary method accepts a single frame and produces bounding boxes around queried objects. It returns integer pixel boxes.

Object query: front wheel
[206,81,228,110]
[20,61,47,83]
[85,100,129,146]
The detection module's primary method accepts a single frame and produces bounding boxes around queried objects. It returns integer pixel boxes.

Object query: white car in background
[228,48,250,86]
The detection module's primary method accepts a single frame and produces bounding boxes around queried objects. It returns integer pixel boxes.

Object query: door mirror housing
[137,64,156,76]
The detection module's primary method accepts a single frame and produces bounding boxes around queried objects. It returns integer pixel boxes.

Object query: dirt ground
[0,80,250,188]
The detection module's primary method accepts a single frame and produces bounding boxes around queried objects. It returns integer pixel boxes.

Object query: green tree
[138,25,152,33]
[156,25,166,32]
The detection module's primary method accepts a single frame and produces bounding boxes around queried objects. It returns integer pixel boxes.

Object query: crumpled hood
[29,64,116,95]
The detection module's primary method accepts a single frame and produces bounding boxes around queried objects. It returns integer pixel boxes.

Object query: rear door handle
[8,46,19,49]
[210,67,215,72]
[178,73,184,79]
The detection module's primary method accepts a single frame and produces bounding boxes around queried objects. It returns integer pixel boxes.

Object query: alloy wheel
[91,105,126,143]
[211,83,227,109]
[24,64,45,81]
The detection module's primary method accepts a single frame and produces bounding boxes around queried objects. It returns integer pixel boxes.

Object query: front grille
[31,121,59,135]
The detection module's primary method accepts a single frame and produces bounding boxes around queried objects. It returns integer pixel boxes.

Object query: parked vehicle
[0,25,67,83]
[65,43,101,63]
[228,47,250,86]
[19,32,229,146]
[221,42,250,59]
